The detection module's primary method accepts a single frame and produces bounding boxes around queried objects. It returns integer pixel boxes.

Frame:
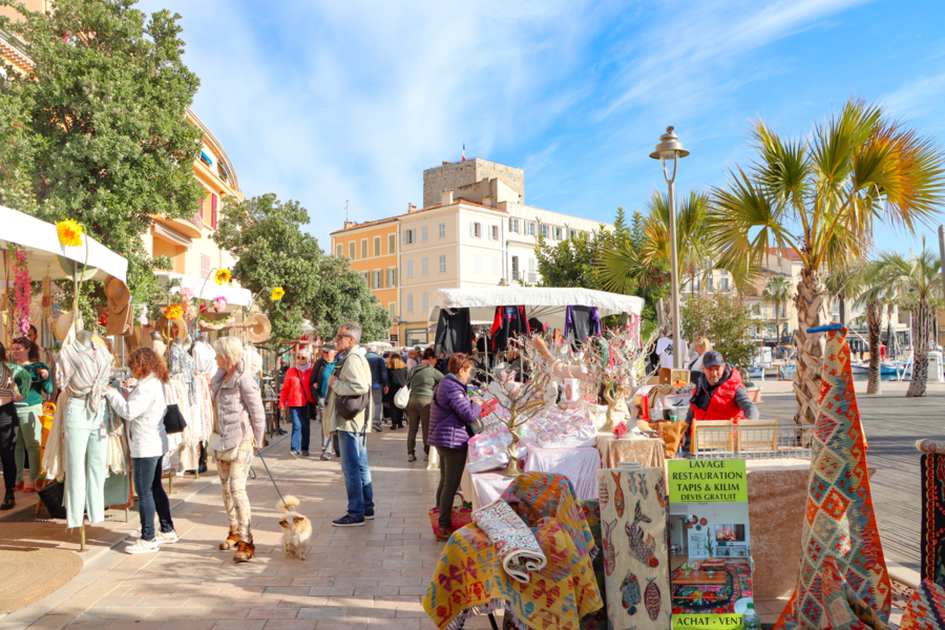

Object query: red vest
[690,367,747,421]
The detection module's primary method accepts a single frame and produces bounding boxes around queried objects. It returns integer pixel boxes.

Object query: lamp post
[650,126,690,369]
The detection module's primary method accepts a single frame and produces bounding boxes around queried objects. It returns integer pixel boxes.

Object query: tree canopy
[0,0,205,308]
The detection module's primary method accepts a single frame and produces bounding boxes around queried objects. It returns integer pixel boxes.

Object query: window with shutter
[407,294,414,313]
[389,233,396,254]
[421,226,428,242]
[422,292,429,312]
[373,236,381,257]
[406,260,413,277]
[439,255,446,273]
[349,242,355,259]
[421,257,428,276]
[211,194,218,229]
[438,223,446,238]
[201,254,211,279]
[473,254,481,273]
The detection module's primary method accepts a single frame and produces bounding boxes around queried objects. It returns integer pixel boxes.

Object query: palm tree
[873,244,942,397]
[761,275,793,343]
[824,263,865,327]
[710,97,945,425]
[856,261,896,395]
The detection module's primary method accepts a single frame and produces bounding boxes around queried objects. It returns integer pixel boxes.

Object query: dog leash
[253,446,288,509]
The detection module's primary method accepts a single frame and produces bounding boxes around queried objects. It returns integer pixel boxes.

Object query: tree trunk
[792,269,828,426]
[907,301,932,397]
[886,304,896,359]
[866,299,882,395]
[839,294,846,326]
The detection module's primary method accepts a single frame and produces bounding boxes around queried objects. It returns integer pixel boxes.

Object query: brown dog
[276,496,312,561]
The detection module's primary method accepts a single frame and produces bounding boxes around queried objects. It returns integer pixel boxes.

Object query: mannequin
[191,333,216,375]
[168,336,198,472]
[58,329,112,529]
[150,331,166,359]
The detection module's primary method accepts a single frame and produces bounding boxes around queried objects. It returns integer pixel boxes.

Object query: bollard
[427,446,440,471]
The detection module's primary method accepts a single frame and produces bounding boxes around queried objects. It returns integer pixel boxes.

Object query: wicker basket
[428,491,473,535]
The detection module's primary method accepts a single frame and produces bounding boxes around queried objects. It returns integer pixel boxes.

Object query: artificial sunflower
[56,220,84,247]
[164,304,184,321]
[271,287,285,301]
[214,269,231,285]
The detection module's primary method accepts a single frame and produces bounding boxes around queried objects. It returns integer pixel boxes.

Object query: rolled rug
[473,499,546,583]
[917,440,945,454]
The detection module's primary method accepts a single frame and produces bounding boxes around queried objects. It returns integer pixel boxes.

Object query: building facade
[329,217,400,338]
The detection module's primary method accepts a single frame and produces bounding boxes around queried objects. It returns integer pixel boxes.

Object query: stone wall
[422,158,524,208]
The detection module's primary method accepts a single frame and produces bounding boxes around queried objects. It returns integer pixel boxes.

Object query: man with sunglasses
[325,323,375,527]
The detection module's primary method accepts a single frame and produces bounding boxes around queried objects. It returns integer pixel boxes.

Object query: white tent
[428,287,645,332]
[157,272,253,307]
[0,205,128,283]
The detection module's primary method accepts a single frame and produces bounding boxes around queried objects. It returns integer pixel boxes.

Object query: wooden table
[596,434,665,469]
[672,570,727,587]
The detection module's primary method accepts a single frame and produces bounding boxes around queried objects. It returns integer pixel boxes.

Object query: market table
[595,434,665,469]
[461,440,601,510]
[672,570,728,587]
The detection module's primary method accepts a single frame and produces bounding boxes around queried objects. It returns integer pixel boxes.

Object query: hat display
[244,313,272,343]
[702,350,725,368]
[104,275,133,336]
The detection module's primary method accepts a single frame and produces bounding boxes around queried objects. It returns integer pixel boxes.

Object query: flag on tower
[462,143,466,161]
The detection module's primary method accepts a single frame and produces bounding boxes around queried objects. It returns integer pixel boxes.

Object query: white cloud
[882,73,945,125]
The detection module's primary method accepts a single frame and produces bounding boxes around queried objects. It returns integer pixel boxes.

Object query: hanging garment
[169,342,197,405]
[434,308,473,356]
[918,440,945,587]
[565,306,602,342]
[193,373,214,442]
[191,340,217,375]
[58,342,112,415]
[774,326,891,630]
[42,390,71,481]
[490,305,529,353]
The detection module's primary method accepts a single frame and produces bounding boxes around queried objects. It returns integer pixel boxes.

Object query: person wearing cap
[309,343,338,460]
[685,350,758,425]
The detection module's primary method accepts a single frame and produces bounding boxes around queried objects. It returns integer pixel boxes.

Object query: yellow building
[331,218,399,339]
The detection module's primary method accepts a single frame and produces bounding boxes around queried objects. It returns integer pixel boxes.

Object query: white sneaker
[155,530,179,545]
[126,538,160,554]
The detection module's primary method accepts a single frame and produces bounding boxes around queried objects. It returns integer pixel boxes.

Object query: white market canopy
[428,287,645,332]
[0,205,128,283]
[157,272,254,307]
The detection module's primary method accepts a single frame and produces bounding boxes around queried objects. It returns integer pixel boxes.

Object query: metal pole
[939,226,945,337]
[667,174,682,368]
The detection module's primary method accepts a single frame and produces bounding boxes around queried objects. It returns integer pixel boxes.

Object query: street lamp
[650,126,690,369]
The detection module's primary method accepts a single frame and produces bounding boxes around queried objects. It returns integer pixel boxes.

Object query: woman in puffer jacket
[427,353,482,541]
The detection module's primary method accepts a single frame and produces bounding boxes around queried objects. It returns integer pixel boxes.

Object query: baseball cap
[321,342,336,352]
[702,350,724,368]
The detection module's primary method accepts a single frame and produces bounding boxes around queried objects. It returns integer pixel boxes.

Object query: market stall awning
[157,272,253,307]
[428,287,644,332]
[0,205,129,283]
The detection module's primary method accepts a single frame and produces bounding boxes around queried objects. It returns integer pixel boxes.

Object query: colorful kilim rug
[921,451,945,586]
[901,579,945,630]
[774,326,891,630]
[578,500,608,630]
[597,467,670,630]
[472,500,546,583]
[820,557,888,630]
[424,473,602,630]
[671,562,752,614]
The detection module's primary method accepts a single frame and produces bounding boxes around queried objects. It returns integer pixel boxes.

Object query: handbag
[333,352,371,420]
[161,383,187,434]
[393,385,410,409]
[428,491,473,536]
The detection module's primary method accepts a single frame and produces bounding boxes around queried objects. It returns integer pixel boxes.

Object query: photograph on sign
[667,459,753,625]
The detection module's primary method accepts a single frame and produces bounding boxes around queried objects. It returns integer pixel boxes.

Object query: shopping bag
[427,491,473,535]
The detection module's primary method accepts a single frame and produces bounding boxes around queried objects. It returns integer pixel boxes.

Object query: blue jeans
[289,406,310,453]
[337,430,374,518]
[132,455,174,541]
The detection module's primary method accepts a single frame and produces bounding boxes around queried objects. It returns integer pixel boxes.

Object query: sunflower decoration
[214,269,231,285]
[56,220,84,247]
[271,287,285,301]
[163,304,184,321]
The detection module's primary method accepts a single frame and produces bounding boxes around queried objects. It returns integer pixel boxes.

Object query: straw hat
[154,316,188,340]
[104,276,130,307]
[245,313,272,343]
[53,312,74,342]
[55,256,98,281]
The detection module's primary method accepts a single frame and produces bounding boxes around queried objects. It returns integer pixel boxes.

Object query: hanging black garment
[564,305,602,342]
[434,308,473,356]
[490,306,529,352]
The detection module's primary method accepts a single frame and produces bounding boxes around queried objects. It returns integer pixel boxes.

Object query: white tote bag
[393,385,410,409]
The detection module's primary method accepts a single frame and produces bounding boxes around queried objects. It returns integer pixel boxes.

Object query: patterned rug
[424,473,602,630]
[774,326,891,630]
[670,562,752,614]
[920,443,945,586]
[598,467,670,630]
[901,579,945,630]
[578,500,608,630]
[473,499,546,583]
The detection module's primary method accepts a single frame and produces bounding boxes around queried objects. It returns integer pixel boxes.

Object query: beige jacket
[210,361,266,450]
[325,345,372,434]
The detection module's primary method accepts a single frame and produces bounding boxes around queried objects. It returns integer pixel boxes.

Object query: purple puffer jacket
[427,374,482,450]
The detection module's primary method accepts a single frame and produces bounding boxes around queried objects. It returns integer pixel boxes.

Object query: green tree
[310,257,391,343]
[856,260,895,395]
[761,275,793,341]
[871,243,942,397]
[534,229,609,290]
[710,97,945,425]
[214,194,324,342]
[0,0,205,309]
[681,293,756,374]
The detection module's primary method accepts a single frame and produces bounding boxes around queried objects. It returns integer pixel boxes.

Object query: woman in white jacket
[105,348,177,554]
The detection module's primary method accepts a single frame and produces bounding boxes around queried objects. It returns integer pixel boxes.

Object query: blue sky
[137,0,945,258]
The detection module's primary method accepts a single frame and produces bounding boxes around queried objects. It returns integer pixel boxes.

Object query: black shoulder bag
[334,354,371,421]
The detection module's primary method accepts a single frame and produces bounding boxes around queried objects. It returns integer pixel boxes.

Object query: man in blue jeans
[325,322,375,527]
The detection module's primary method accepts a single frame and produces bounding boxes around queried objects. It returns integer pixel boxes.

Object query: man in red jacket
[685,350,758,424]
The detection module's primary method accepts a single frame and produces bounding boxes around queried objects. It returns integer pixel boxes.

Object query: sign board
[667,459,748,503]
[673,614,743,629]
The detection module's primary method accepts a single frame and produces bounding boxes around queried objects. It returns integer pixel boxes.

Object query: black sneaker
[332,514,365,527]
[407,453,417,462]
[364,508,375,520]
